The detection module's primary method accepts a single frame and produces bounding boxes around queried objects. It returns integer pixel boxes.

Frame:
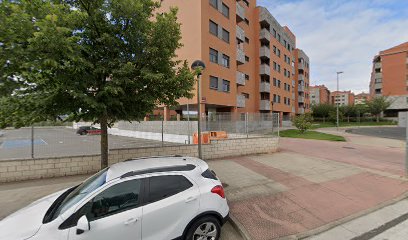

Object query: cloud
[258,0,408,93]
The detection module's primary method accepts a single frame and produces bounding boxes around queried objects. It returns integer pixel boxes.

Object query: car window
[147,175,193,203]
[86,179,142,221]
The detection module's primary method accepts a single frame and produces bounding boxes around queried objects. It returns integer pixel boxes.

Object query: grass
[310,121,397,129]
[278,129,346,142]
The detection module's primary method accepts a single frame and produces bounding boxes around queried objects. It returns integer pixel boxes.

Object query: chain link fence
[0,113,280,160]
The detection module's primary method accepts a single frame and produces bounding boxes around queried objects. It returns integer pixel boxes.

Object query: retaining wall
[0,137,279,183]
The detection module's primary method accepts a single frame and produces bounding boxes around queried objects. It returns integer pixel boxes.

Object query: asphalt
[0,127,178,160]
[345,127,406,140]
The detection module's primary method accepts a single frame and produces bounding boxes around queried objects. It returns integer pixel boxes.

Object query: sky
[258,0,408,94]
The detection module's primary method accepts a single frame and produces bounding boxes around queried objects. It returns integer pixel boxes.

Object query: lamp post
[336,71,344,130]
[191,60,206,159]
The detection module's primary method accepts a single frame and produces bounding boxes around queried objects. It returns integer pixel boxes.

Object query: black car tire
[184,216,221,240]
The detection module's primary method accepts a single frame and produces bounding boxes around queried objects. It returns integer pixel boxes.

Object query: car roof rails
[123,155,184,162]
[120,164,196,179]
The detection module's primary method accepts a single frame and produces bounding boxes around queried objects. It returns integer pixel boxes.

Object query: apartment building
[369,42,408,116]
[354,92,370,105]
[310,85,330,105]
[158,0,310,121]
[331,91,355,106]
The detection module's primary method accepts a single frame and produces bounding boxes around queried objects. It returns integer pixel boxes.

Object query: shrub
[293,113,313,133]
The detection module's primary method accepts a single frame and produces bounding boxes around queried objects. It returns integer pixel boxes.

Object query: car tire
[184,216,221,240]
[80,131,86,135]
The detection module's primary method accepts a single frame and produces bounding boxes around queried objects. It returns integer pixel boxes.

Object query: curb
[227,213,252,240]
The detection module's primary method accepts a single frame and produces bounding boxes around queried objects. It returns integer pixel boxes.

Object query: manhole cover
[343,146,355,149]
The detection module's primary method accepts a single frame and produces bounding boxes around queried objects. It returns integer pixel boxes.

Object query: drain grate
[343,146,355,149]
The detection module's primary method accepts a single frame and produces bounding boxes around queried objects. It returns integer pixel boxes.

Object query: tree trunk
[376,114,380,123]
[100,115,109,169]
[347,116,350,123]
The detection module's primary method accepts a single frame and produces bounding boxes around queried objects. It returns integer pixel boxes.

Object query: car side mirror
[76,215,90,235]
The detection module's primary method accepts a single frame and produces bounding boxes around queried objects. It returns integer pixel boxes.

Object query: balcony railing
[237,95,245,108]
[298,96,305,103]
[375,72,382,79]
[298,74,305,81]
[298,108,305,114]
[298,61,305,70]
[259,81,271,93]
[236,71,245,86]
[260,100,271,111]
[298,84,305,92]
[260,64,270,76]
[236,25,245,42]
[259,28,270,42]
[374,62,382,69]
[259,46,270,59]
[236,48,245,64]
[236,2,245,22]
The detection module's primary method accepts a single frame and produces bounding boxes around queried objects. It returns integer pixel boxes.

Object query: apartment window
[222,3,229,18]
[222,80,230,92]
[273,78,277,86]
[245,37,249,44]
[222,54,230,68]
[273,46,277,54]
[284,69,287,77]
[245,56,250,62]
[245,74,250,81]
[375,89,382,94]
[277,49,281,57]
[277,80,281,88]
[273,94,277,103]
[222,28,230,43]
[209,0,218,8]
[277,64,281,73]
[242,93,250,99]
[287,44,291,51]
[277,34,281,42]
[210,76,218,89]
[261,93,270,100]
[244,18,250,25]
[284,40,287,47]
[209,20,218,36]
[288,71,291,78]
[273,62,277,71]
[272,29,277,38]
[209,48,218,63]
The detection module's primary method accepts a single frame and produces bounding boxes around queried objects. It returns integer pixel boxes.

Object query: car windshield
[52,168,108,219]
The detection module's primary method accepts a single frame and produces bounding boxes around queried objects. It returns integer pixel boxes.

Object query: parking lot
[0,127,177,160]
[346,127,405,140]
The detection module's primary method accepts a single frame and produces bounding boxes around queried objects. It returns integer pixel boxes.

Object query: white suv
[0,156,229,240]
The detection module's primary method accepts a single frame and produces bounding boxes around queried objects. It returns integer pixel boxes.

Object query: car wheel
[80,131,86,135]
[185,216,221,240]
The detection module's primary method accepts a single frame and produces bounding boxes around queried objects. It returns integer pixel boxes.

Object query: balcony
[298,84,305,92]
[374,82,382,89]
[298,108,305,114]
[259,28,270,42]
[236,48,245,64]
[236,2,245,22]
[259,81,271,93]
[298,61,305,70]
[375,72,382,79]
[298,96,305,103]
[374,62,382,69]
[259,46,270,60]
[236,25,245,42]
[236,71,245,86]
[298,74,305,81]
[237,95,245,108]
[260,100,271,111]
[260,64,270,76]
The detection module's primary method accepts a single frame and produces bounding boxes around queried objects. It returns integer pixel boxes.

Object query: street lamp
[191,60,206,159]
[336,71,344,130]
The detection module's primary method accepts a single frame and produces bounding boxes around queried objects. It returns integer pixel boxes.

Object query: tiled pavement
[208,136,408,240]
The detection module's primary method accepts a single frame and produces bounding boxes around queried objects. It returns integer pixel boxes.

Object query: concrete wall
[0,137,279,183]
[398,111,408,127]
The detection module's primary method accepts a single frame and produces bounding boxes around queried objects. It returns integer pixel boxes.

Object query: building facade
[354,92,370,105]
[309,85,330,105]
[369,42,408,116]
[331,91,355,106]
[158,0,310,121]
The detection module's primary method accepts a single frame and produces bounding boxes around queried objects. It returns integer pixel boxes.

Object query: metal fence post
[31,125,34,159]
[161,118,164,147]
[246,112,249,138]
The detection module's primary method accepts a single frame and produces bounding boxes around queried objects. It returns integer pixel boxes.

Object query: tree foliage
[0,0,195,168]
[311,104,335,119]
[293,113,313,134]
[367,96,391,122]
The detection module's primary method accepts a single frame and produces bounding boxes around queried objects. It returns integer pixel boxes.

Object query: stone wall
[0,137,279,183]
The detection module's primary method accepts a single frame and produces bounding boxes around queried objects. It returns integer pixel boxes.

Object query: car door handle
[185,196,197,203]
[124,218,138,225]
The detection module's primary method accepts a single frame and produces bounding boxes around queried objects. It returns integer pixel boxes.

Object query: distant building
[310,85,330,105]
[354,92,370,105]
[331,91,355,106]
[369,42,408,116]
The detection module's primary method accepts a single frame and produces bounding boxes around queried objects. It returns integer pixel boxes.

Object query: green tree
[311,104,335,122]
[340,105,356,122]
[0,0,195,168]
[367,96,391,122]
[328,110,344,124]
[293,113,313,134]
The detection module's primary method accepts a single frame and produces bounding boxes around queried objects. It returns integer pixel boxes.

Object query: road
[346,127,405,140]
[0,127,178,160]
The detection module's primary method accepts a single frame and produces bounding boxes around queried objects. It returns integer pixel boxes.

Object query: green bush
[293,113,313,133]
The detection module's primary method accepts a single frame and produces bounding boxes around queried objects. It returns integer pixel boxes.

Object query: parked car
[76,126,102,135]
[0,156,229,240]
